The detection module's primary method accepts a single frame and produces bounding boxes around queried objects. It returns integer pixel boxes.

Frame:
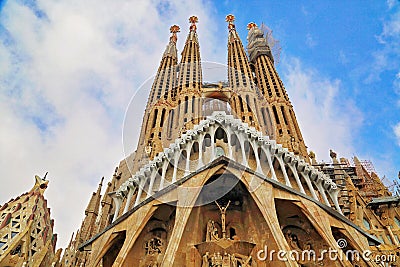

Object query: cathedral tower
[135,25,180,161]
[225,15,274,138]
[247,22,308,159]
[173,16,203,137]
[176,16,202,94]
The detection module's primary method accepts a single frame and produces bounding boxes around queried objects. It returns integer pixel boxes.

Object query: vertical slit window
[176,101,181,127]
[184,96,189,113]
[239,97,244,112]
[245,95,251,112]
[160,109,166,127]
[272,106,280,124]
[168,109,174,138]
[152,109,158,128]
[281,106,288,125]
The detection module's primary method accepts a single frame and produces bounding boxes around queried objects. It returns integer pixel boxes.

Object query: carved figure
[329,149,337,159]
[206,220,219,241]
[145,237,163,255]
[215,252,223,266]
[202,252,210,267]
[222,252,230,267]
[211,253,216,265]
[215,200,231,239]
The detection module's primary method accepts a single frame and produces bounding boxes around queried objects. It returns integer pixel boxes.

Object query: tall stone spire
[172,16,203,139]
[176,16,202,93]
[247,22,308,159]
[148,25,180,105]
[226,15,268,133]
[226,14,255,92]
[62,177,105,267]
[76,177,104,242]
[135,26,181,161]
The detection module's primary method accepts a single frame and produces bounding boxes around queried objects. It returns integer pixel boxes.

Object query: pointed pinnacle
[189,15,198,24]
[226,14,236,30]
[247,22,257,30]
[170,25,180,43]
[189,16,198,31]
[170,25,180,34]
[226,14,235,23]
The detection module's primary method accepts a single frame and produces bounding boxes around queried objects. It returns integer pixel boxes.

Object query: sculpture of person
[211,253,217,266]
[215,252,223,266]
[206,220,214,241]
[215,200,231,239]
[202,252,210,267]
[206,219,219,241]
[211,225,219,240]
[222,252,231,267]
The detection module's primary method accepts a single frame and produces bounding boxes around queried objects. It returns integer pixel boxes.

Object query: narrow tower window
[176,100,181,127]
[272,106,280,124]
[281,106,288,125]
[238,96,244,113]
[245,95,251,112]
[168,109,174,138]
[152,109,158,128]
[184,96,189,113]
[160,109,166,127]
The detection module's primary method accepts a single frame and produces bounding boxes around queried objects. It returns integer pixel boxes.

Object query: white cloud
[367,7,400,83]
[301,6,309,17]
[394,123,400,146]
[305,33,317,48]
[0,0,223,249]
[382,11,400,38]
[282,57,363,161]
[387,0,397,9]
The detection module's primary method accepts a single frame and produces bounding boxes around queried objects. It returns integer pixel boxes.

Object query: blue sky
[0,0,399,248]
[214,0,400,180]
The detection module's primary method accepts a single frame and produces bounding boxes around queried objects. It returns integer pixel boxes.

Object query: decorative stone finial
[247,22,257,30]
[329,149,337,159]
[226,14,235,30]
[169,25,180,43]
[34,174,49,191]
[189,16,198,31]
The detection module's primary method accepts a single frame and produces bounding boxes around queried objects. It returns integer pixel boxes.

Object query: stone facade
[62,15,400,267]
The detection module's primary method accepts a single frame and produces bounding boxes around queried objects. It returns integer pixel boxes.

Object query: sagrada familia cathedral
[1,15,400,267]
